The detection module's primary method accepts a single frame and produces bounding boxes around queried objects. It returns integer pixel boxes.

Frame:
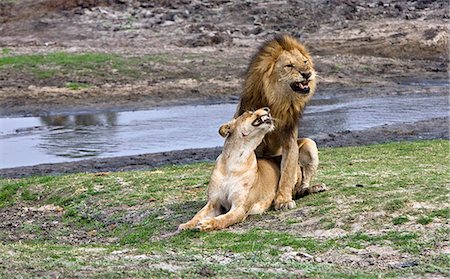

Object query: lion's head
[238,35,316,131]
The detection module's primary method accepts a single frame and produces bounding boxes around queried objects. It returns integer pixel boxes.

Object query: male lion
[235,34,325,210]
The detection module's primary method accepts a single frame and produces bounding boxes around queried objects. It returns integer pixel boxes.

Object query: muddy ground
[0,0,448,175]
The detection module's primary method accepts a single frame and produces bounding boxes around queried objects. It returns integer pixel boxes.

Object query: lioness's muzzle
[252,114,272,126]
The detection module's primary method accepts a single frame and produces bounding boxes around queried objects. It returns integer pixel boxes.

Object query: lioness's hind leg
[294,138,326,199]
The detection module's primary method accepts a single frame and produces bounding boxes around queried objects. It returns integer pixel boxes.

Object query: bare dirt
[0,0,448,176]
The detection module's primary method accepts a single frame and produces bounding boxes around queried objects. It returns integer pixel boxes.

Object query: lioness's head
[219,107,274,141]
[245,34,316,108]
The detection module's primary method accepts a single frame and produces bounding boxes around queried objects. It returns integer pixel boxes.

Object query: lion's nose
[262,107,270,113]
[301,72,311,80]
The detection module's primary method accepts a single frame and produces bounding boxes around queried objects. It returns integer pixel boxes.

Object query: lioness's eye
[286,64,294,68]
[304,60,308,64]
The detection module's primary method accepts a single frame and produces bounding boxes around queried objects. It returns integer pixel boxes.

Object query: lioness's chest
[208,167,254,210]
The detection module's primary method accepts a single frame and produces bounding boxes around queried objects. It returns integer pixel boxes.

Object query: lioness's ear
[219,120,235,137]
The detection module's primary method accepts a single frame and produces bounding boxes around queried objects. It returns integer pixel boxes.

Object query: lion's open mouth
[290,81,310,94]
[252,114,272,127]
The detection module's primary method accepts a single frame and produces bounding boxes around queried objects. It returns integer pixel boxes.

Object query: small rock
[141,11,153,18]
[298,252,314,260]
[198,266,215,277]
[390,261,419,269]
[160,20,175,27]
[394,4,403,11]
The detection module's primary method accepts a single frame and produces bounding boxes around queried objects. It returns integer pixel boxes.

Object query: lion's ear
[219,120,235,138]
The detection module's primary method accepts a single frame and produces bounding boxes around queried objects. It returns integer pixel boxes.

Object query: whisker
[314,74,324,80]
[271,117,283,124]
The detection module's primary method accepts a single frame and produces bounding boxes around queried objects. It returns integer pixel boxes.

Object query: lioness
[178,107,322,232]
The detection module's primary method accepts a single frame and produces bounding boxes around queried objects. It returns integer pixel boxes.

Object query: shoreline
[1,116,447,179]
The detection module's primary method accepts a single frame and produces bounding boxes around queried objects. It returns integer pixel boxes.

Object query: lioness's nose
[301,72,311,80]
[262,107,270,112]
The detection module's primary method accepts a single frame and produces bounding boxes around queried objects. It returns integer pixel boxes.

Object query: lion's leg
[196,206,247,232]
[274,135,298,210]
[294,138,327,199]
[178,201,219,231]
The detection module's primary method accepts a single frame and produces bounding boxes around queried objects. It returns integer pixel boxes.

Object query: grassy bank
[0,51,170,88]
[0,51,239,90]
[0,140,449,278]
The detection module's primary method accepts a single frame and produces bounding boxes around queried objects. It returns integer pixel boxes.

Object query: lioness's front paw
[178,222,197,231]
[274,198,296,210]
[196,218,218,232]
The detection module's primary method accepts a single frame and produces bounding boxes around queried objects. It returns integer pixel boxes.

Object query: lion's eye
[304,60,308,64]
[286,64,294,68]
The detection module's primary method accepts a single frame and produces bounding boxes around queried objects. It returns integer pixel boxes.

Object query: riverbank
[1,116,447,178]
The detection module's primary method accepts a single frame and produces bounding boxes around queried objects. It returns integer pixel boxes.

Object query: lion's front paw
[311,183,327,193]
[195,218,219,232]
[294,183,327,199]
[274,197,296,210]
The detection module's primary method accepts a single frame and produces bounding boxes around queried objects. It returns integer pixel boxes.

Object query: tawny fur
[178,108,279,231]
[235,34,323,210]
[178,108,325,231]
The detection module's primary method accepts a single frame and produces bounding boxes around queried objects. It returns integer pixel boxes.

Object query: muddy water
[0,91,448,168]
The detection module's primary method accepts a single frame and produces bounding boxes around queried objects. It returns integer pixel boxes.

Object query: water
[0,92,448,169]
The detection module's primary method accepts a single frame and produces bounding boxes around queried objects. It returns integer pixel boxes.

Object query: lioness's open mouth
[252,114,272,126]
[290,81,310,94]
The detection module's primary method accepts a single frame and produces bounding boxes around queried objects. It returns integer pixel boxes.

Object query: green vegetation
[0,140,449,277]
[0,0,16,5]
[64,82,91,90]
[392,215,409,225]
[1,48,11,56]
[0,52,172,86]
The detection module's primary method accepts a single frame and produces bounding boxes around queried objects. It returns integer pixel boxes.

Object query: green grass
[1,48,11,55]
[0,52,172,86]
[65,82,91,90]
[0,140,449,278]
[392,216,409,225]
[0,50,241,89]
